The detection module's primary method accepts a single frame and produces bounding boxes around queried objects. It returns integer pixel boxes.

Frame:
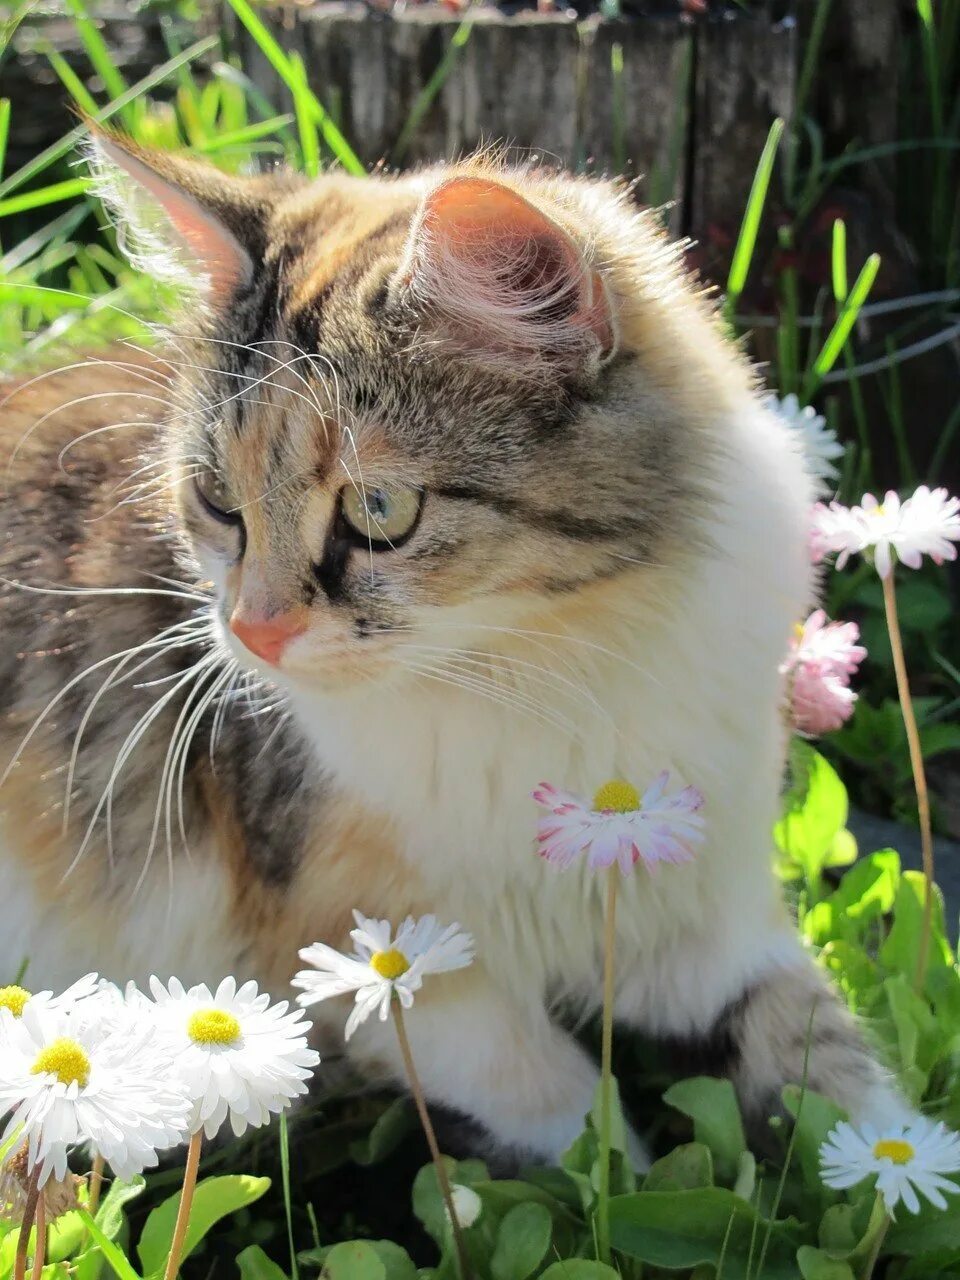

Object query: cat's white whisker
[62,612,211,835]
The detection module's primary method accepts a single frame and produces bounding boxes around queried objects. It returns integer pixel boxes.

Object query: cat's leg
[344,964,635,1164]
[619,928,911,1135]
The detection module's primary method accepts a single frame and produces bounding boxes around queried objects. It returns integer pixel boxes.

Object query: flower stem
[597,864,619,1267]
[882,571,935,990]
[87,1153,105,1218]
[162,1131,203,1280]
[29,1197,45,1280]
[392,1003,471,1280]
[859,1192,890,1280]
[13,1166,41,1280]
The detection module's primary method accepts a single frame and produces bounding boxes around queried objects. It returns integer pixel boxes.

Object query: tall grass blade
[289,51,321,178]
[803,253,881,397]
[0,99,9,180]
[225,0,364,175]
[392,21,472,164]
[0,36,218,199]
[830,218,847,303]
[279,1113,299,1280]
[723,117,785,327]
[0,178,92,219]
[64,0,132,123]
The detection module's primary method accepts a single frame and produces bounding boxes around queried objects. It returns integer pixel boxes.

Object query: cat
[0,134,911,1162]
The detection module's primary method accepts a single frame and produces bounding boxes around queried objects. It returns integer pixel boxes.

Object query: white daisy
[147,976,319,1139]
[811,486,960,578]
[293,913,475,1041]
[0,974,100,1022]
[820,1118,960,1215]
[765,392,845,486]
[532,774,705,875]
[0,1002,189,1185]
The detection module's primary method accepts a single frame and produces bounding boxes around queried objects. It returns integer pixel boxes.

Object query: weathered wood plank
[579,16,693,231]
[690,14,796,241]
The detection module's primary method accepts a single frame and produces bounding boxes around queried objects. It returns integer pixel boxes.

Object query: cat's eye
[339,484,423,548]
[194,470,240,525]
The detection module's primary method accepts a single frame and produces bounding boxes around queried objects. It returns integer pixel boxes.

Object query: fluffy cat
[0,136,910,1161]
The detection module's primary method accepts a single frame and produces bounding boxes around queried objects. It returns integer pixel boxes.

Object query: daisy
[781,610,866,736]
[820,1118,960,1216]
[146,976,319,1139]
[532,774,705,875]
[293,913,475,1041]
[0,1001,189,1185]
[0,974,100,1022]
[811,486,960,578]
[765,392,845,486]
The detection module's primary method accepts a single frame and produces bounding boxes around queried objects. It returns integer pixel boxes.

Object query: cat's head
[91,135,718,696]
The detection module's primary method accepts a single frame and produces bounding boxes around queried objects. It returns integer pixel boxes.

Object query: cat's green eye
[339,484,423,548]
[194,470,240,525]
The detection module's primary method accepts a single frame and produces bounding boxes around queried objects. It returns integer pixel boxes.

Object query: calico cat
[0,135,910,1161]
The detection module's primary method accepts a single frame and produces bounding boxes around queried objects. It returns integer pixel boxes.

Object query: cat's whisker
[169,662,237,877]
[62,613,210,835]
[210,665,243,769]
[61,651,218,881]
[398,641,613,729]
[6,389,172,477]
[0,574,209,604]
[413,650,582,736]
[406,619,662,686]
[57,419,165,470]
[402,656,575,737]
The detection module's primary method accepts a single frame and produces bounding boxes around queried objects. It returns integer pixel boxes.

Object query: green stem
[882,571,935,991]
[859,1192,891,1280]
[392,1003,471,1280]
[597,865,618,1266]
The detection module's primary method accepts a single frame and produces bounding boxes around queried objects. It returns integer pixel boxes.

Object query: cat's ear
[87,132,273,306]
[394,176,617,373]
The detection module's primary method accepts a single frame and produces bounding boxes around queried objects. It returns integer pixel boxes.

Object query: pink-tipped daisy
[811,486,960,578]
[532,774,705,876]
[781,610,866,736]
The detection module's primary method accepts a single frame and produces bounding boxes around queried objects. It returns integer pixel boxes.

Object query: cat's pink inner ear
[402,177,616,364]
[95,136,253,302]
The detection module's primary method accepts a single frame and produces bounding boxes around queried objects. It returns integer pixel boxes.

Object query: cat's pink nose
[229,609,307,666]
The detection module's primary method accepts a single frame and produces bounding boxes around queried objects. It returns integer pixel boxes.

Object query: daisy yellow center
[187,1008,241,1046]
[0,985,31,1017]
[31,1038,90,1087]
[370,948,410,980]
[593,779,641,813]
[873,1138,915,1165]
[793,622,805,640]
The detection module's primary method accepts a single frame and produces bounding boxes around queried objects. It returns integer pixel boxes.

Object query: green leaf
[237,1246,290,1280]
[797,1245,856,1280]
[888,1194,960,1256]
[319,1242,386,1280]
[642,1143,714,1192]
[138,1176,270,1279]
[723,117,785,319]
[539,1264,620,1280]
[76,1212,141,1280]
[608,1188,800,1280]
[775,749,850,890]
[881,873,952,981]
[490,1203,552,1280]
[782,1086,847,1194]
[663,1078,746,1179]
[349,1098,414,1167]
